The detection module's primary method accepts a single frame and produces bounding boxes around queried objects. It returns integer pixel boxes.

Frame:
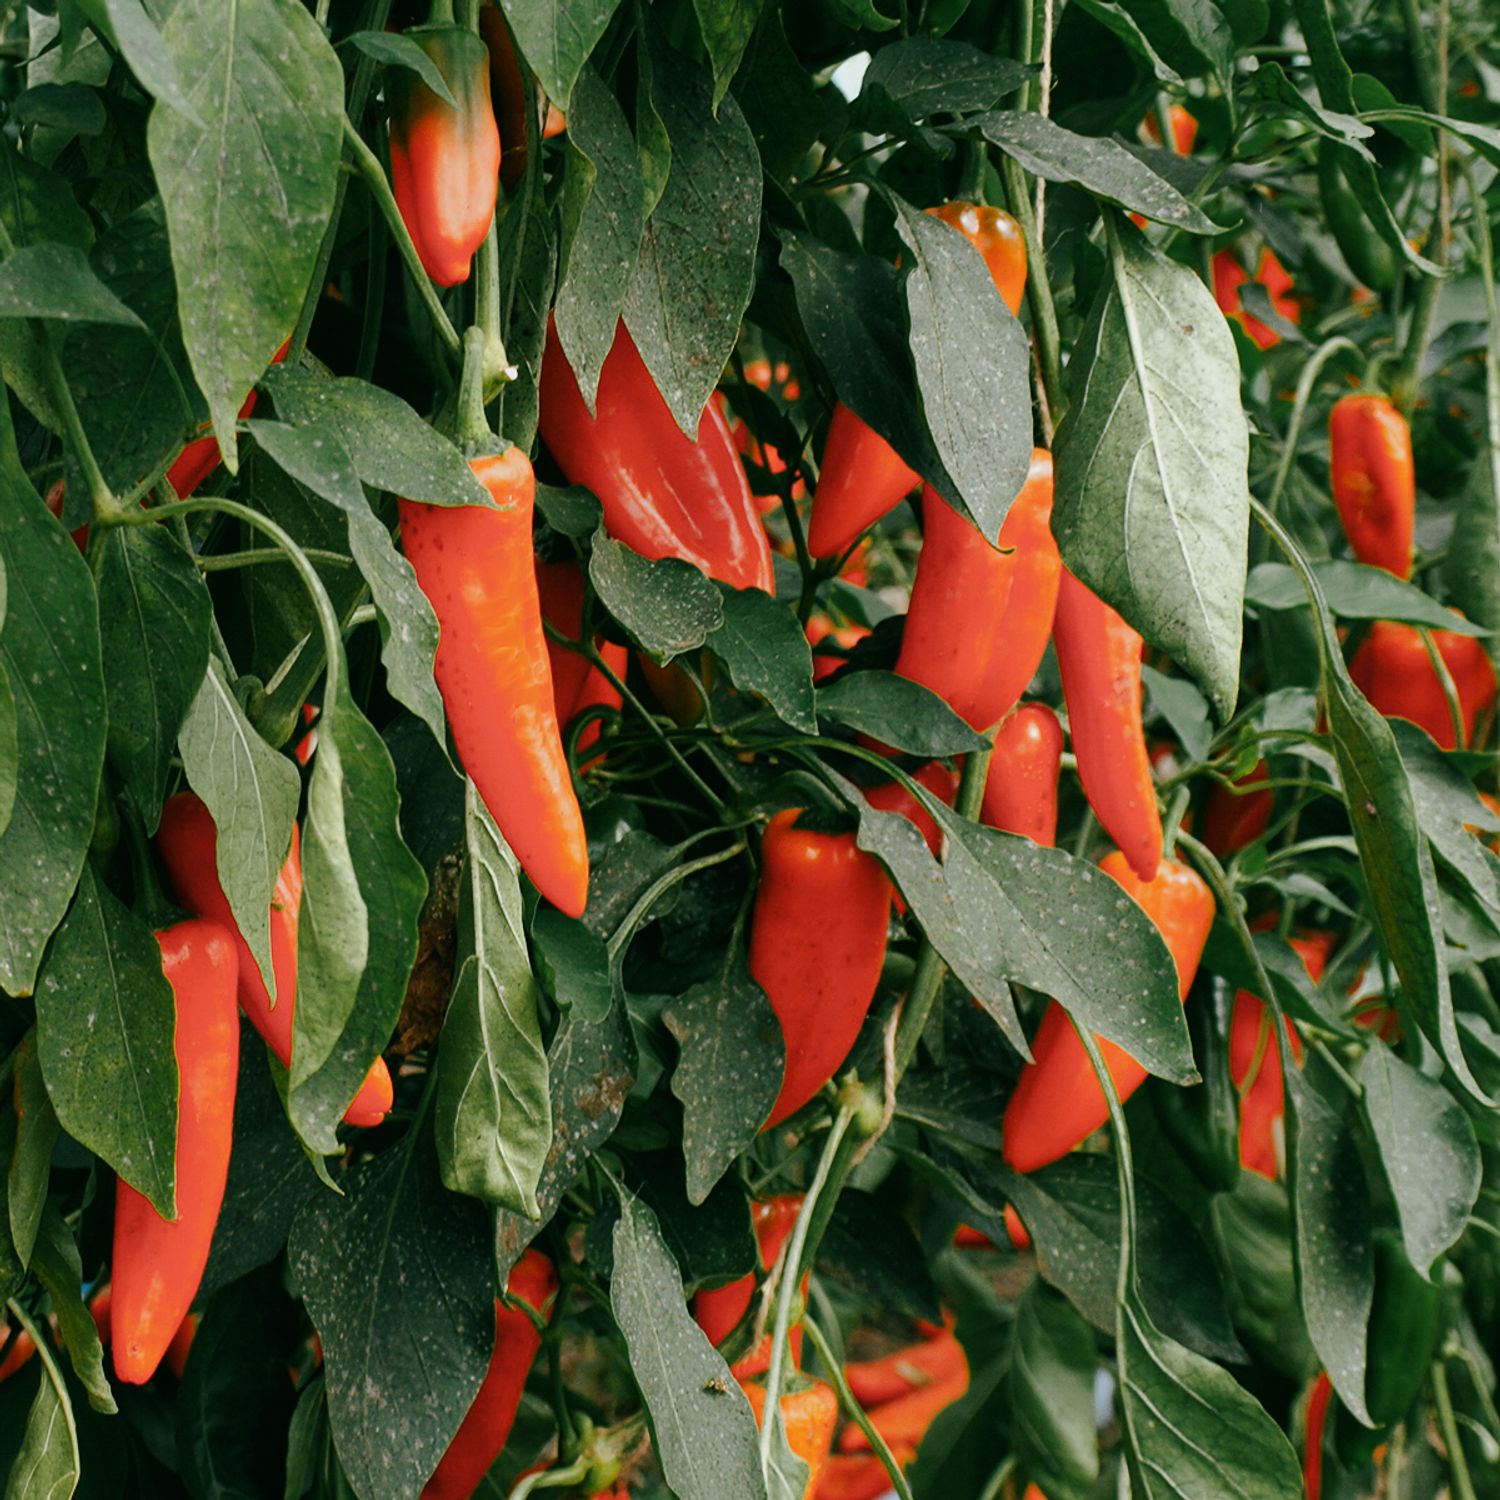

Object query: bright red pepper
[1212,250,1298,351]
[981,703,1064,846]
[539,318,773,592]
[693,1195,807,1378]
[0,1322,34,1383]
[1144,104,1199,155]
[862,762,958,859]
[535,560,627,755]
[896,449,1059,732]
[156,792,393,1128]
[1349,617,1498,750]
[1052,568,1163,882]
[1304,1371,1333,1500]
[838,1361,968,1453]
[422,1250,558,1500]
[400,446,589,916]
[388,24,501,287]
[1201,760,1273,856]
[1329,394,1416,578]
[844,1327,966,1409]
[741,1376,839,1499]
[815,1449,918,1500]
[112,919,239,1384]
[749,810,893,1129]
[167,340,290,499]
[1002,852,1214,1173]
[805,615,870,683]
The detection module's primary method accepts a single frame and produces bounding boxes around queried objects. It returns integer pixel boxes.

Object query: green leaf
[1069,0,1183,84]
[708,586,818,734]
[6,1036,56,1272]
[497,0,623,110]
[0,457,105,998]
[589,536,725,659]
[974,112,1223,233]
[289,1127,495,1500]
[859,38,1031,122]
[1357,1043,1480,1278]
[816,672,989,756]
[1242,61,1375,153]
[3,1334,79,1500]
[895,199,1035,540]
[609,1194,767,1500]
[554,66,645,413]
[1141,664,1213,763]
[1248,560,1490,634]
[436,782,550,1216]
[1287,1067,1373,1425]
[0,245,142,327]
[343,31,458,107]
[147,0,343,466]
[692,0,764,108]
[1054,222,1249,719]
[29,1209,113,1416]
[88,0,200,124]
[664,954,784,1205]
[1117,0,1234,87]
[1011,1279,1099,1500]
[731,7,831,184]
[497,188,557,453]
[178,656,300,1003]
[820,1188,941,1322]
[96,525,211,828]
[34,868,177,1218]
[531,909,611,1022]
[289,687,426,1153]
[0,662,14,845]
[1444,346,1500,674]
[623,32,761,439]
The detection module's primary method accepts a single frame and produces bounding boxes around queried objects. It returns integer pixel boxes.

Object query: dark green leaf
[589,536,724,659]
[816,672,989,755]
[4,1337,79,1500]
[859,38,1031,123]
[1248,560,1490,634]
[820,1189,941,1322]
[497,194,557,454]
[497,0,623,110]
[1011,1279,1099,1500]
[343,31,458,107]
[534,484,603,539]
[732,7,831,183]
[30,1209,113,1416]
[1242,62,1375,153]
[1141,665,1213,763]
[6,1036,56,1271]
[532,909,611,1022]
[692,0,764,108]
[0,246,142,327]
[1444,412,1500,676]
[11,83,105,135]
[88,0,199,123]
[708,586,818,734]
[0,659,13,844]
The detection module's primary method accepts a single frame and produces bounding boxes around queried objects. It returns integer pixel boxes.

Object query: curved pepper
[0,1322,34,1383]
[838,1360,968,1453]
[1201,760,1273,856]
[539,318,773,592]
[1329,394,1415,578]
[156,792,393,1128]
[112,918,239,1384]
[693,1194,806,1378]
[1304,1371,1333,1500]
[389,24,501,287]
[1002,852,1214,1173]
[1212,250,1298,351]
[749,810,893,1128]
[896,449,1059,731]
[422,1249,558,1500]
[741,1377,839,1499]
[1144,104,1198,155]
[401,446,589,916]
[862,762,958,859]
[535,560,627,756]
[1349,617,1497,749]
[981,703,1064,846]
[1358,1232,1442,1444]
[1053,567,1163,881]
[844,1327,966,1409]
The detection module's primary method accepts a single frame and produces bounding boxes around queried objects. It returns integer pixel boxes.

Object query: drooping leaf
[29,1209,113,1416]
[1010,1279,1099,1500]
[497,0,624,111]
[708,586,818,735]
[589,536,724,659]
[4,1334,79,1500]
[0,246,143,328]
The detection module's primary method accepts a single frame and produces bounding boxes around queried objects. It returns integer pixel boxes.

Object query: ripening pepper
[1329,394,1415,578]
[0,1322,34,1383]
[815,1451,917,1500]
[862,762,958,859]
[535,560,627,756]
[112,919,239,1384]
[1349,617,1498,749]
[167,340,290,499]
[693,1195,807,1378]
[400,446,590,916]
[1201,760,1273,856]
[843,1327,967,1409]
[156,793,393,1128]
[422,1250,558,1500]
[740,1377,839,1499]
[981,703,1064,846]
[925,202,1028,317]
[1052,568,1163,882]
[749,810,893,1128]
[896,449,1060,731]
[388,24,501,287]
[1144,104,1199,155]
[1002,853,1214,1173]
[540,318,773,592]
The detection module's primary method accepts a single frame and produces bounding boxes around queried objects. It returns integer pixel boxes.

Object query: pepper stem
[428,0,455,23]
[457,324,493,453]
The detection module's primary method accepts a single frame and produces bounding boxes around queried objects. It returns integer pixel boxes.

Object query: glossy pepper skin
[0,1322,35,1382]
[422,1250,558,1500]
[693,1195,806,1378]
[400,447,589,916]
[816,1453,916,1500]
[1349,617,1498,749]
[1053,568,1163,882]
[925,202,1028,316]
[749,810,893,1129]
[1144,104,1199,155]
[1002,853,1214,1173]
[389,25,501,287]
[1303,1371,1333,1500]
[156,793,393,1127]
[805,615,870,683]
[167,340,289,499]
[896,449,1060,731]
[740,1377,839,1499]
[1201,760,1273,856]
[540,318,773,592]
[112,919,239,1384]
[535,560,627,755]
[1329,395,1416,578]
[981,703,1064,846]
[862,762,958,859]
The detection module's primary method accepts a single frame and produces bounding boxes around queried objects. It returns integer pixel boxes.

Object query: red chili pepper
[167,340,290,499]
[535,560,627,756]
[1002,853,1214,1173]
[924,202,1028,315]
[1212,250,1296,351]
[1257,249,1300,328]
[1304,1371,1333,1500]
[862,762,958,859]
[478,3,530,191]
[838,1365,969,1453]
[0,1321,34,1383]
[156,792,394,1128]
[1202,760,1273,856]
[741,1377,839,1499]
[981,703,1064,846]
[112,919,239,1384]
[388,23,501,287]
[749,810,893,1129]
[814,1449,918,1500]
[843,1327,967,1409]
[805,405,920,561]
[1053,567,1163,882]
[1329,394,1416,578]
[539,318,773,592]
[1144,104,1199,155]
[400,446,589,916]
[693,1195,807,1378]
[422,1250,558,1500]
[1348,617,1498,750]
[805,615,871,683]
[896,449,1059,732]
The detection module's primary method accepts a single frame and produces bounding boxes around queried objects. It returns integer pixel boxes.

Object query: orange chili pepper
[741,1377,839,1499]
[1349,617,1497,750]
[837,1365,969,1453]
[1329,394,1415,578]
[981,703,1064,846]
[1202,760,1273,856]
[843,1327,967,1409]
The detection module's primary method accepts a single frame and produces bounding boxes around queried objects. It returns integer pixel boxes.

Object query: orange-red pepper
[981,703,1064,846]
[749,810,893,1128]
[862,762,958,859]
[924,202,1028,317]
[0,1321,34,1383]
[1349,617,1498,750]
[837,1363,969,1453]
[1052,567,1163,881]
[805,616,870,683]
[1304,1371,1333,1500]
[896,449,1060,732]
[167,340,290,499]
[535,560,627,755]
[1212,249,1299,351]
[401,446,589,916]
[1329,394,1416,578]
[1201,760,1273,856]
[112,919,239,1384]
[1002,852,1214,1173]
[814,1449,918,1500]
[843,1327,966,1409]
[156,793,393,1128]
[741,1377,839,1499]
[1144,104,1199,155]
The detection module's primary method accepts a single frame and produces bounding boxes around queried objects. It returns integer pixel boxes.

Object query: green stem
[999,154,1064,430]
[355,205,389,383]
[195,547,354,572]
[475,214,513,400]
[456,325,492,451]
[1264,336,1360,516]
[1432,1357,1479,1500]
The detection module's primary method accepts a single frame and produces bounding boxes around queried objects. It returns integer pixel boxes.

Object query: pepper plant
[0,0,1498,1497]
